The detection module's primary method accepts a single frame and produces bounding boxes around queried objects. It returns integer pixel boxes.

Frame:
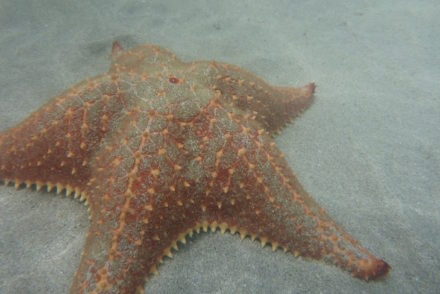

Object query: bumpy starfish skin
[0,42,389,293]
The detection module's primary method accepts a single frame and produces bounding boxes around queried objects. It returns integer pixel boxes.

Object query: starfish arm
[208,62,315,135]
[109,42,181,76]
[71,124,203,294]
[195,105,390,281]
[0,75,123,194]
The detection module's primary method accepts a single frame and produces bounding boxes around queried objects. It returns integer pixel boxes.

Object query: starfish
[0,41,390,293]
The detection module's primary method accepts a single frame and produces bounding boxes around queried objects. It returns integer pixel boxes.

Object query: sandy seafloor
[0,0,439,293]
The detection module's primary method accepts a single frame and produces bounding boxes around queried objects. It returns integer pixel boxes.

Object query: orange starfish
[0,42,390,293]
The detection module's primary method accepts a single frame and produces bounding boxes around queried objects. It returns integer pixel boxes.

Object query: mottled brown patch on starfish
[0,41,389,293]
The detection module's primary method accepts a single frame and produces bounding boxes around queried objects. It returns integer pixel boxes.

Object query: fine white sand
[1,0,439,293]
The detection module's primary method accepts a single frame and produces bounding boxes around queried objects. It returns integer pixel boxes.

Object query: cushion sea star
[0,41,390,293]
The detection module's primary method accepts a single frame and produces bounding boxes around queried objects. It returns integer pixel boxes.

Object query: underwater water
[0,0,439,293]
